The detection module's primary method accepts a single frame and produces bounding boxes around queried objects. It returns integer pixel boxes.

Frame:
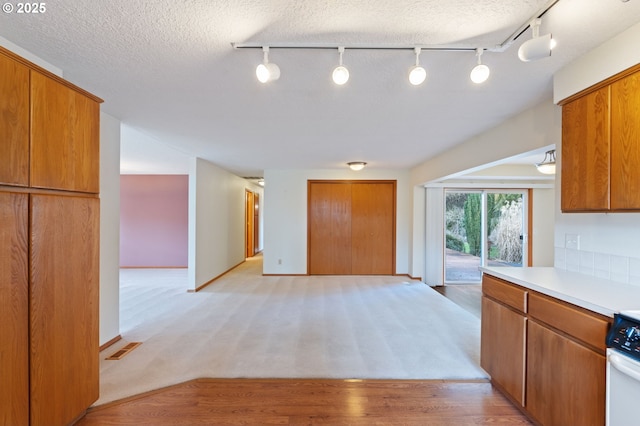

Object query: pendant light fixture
[256,46,280,83]
[535,149,556,174]
[408,47,427,86]
[332,47,350,85]
[518,18,556,62]
[470,48,490,84]
[347,161,367,171]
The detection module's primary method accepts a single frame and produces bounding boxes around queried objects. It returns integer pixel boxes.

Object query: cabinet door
[351,182,395,274]
[480,296,526,406]
[526,320,605,426]
[561,87,611,211]
[0,192,29,426]
[611,71,640,210]
[30,194,99,426]
[0,54,29,186]
[30,71,100,193]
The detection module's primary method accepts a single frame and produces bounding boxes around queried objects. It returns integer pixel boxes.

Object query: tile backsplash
[555,247,640,286]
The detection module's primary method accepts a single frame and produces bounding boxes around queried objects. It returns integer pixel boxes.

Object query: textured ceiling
[1,0,639,177]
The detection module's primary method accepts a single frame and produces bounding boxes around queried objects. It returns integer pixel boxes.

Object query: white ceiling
[1,0,639,178]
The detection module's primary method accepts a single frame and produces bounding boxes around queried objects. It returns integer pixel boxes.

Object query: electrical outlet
[565,234,580,250]
[278,259,282,265]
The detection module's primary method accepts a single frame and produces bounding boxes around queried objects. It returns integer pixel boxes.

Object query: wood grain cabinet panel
[30,71,100,193]
[526,320,606,426]
[611,71,640,210]
[561,86,611,212]
[0,54,29,186]
[0,192,29,426]
[30,194,99,426]
[480,296,526,406]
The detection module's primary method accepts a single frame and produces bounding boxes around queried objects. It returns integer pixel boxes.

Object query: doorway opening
[444,190,528,283]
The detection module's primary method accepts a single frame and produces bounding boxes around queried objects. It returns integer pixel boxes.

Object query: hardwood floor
[433,284,482,319]
[77,378,532,425]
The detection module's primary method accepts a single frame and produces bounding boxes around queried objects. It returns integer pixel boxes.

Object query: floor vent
[106,342,142,360]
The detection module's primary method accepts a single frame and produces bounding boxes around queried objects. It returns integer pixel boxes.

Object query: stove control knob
[625,326,640,342]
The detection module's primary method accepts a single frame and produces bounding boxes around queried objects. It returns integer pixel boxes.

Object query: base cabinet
[481,273,610,426]
[526,320,606,426]
[480,296,526,406]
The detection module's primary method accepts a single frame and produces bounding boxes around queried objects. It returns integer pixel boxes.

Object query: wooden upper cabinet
[30,71,100,193]
[561,86,611,212]
[0,54,30,186]
[611,71,640,210]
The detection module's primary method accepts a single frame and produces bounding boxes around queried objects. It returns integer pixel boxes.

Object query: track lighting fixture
[518,19,556,62]
[535,149,556,174]
[347,162,367,171]
[332,47,350,85]
[470,48,490,84]
[408,47,427,86]
[256,46,280,83]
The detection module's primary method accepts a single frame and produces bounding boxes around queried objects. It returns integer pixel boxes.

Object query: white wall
[0,36,63,76]
[410,101,561,187]
[553,20,640,285]
[99,112,121,345]
[188,158,263,290]
[411,101,560,283]
[531,188,555,266]
[263,169,411,275]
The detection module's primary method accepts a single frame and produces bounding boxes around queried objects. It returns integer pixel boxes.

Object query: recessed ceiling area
[0,1,638,178]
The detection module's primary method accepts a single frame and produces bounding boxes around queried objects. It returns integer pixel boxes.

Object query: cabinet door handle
[609,352,640,382]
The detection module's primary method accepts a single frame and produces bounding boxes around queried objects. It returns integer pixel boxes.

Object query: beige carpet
[97,256,486,405]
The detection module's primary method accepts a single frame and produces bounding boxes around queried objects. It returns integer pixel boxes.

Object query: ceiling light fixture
[518,18,556,62]
[470,48,490,84]
[347,161,367,171]
[535,149,556,174]
[408,47,427,86]
[332,47,350,85]
[256,46,280,83]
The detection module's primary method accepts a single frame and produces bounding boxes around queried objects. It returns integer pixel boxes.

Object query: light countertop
[480,266,640,317]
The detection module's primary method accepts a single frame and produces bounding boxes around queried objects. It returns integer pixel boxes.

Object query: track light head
[470,48,490,84]
[518,19,555,62]
[256,46,280,83]
[332,47,349,85]
[408,47,427,86]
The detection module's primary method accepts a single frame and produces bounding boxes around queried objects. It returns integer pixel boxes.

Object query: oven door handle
[609,352,640,382]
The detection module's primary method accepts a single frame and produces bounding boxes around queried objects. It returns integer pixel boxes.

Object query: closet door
[30,194,99,426]
[308,182,352,274]
[351,182,395,274]
[0,192,29,425]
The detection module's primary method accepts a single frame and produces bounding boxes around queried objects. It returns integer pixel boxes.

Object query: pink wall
[120,175,189,267]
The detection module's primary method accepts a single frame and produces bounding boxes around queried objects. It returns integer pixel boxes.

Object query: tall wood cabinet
[561,63,640,212]
[0,46,102,426]
[308,180,396,275]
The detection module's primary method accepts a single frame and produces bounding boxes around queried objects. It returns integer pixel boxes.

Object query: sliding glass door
[444,190,526,283]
